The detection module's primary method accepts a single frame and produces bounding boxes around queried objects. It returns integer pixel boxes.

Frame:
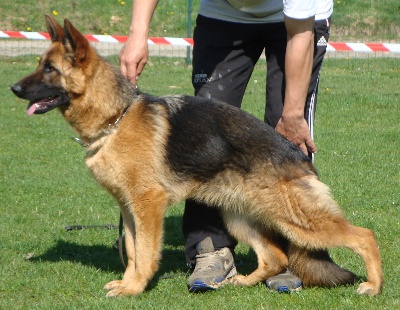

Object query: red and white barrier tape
[1,31,399,53]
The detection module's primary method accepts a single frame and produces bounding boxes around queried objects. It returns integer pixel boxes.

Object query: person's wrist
[281,110,304,121]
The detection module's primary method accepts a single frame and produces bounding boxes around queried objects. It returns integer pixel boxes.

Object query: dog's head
[11,15,95,116]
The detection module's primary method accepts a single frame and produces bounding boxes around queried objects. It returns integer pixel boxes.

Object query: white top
[198,0,333,23]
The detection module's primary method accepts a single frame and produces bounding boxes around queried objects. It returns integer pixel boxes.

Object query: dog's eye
[44,62,56,74]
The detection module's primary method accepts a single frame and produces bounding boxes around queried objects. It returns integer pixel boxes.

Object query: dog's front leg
[104,189,168,297]
[103,204,136,294]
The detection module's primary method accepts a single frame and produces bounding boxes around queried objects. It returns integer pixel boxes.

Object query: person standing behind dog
[120,0,332,293]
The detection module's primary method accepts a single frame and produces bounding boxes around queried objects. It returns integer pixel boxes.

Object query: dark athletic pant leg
[183,15,265,266]
[191,15,265,107]
[263,22,287,129]
[305,17,331,149]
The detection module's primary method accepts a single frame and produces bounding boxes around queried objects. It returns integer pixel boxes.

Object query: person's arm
[119,0,159,86]
[275,16,316,155]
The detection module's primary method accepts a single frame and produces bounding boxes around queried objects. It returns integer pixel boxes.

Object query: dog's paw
[104,280,145,297]
[106,288,135,298]
[356,282,381,296]
[103,280,123,291]
[105,287,144,297]
[232,275,253,286]
[106,288,125,298]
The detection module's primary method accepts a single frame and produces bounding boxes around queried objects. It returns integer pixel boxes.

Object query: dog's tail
[289,245,358,287]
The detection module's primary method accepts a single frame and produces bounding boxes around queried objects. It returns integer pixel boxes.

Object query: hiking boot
[265,270,302,293]
[188,237,237,292]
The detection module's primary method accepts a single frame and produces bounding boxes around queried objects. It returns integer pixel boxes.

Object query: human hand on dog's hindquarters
[275,114,317,156]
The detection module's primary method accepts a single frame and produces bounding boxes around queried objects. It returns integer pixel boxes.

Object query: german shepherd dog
[11,15,382,297]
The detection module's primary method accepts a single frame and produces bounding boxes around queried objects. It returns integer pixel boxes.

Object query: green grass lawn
[0,55,399,309]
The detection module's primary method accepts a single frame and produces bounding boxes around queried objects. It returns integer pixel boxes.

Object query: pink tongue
[26,104,36,116]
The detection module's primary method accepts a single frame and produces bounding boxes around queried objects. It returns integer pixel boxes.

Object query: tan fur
[11,15,383,297]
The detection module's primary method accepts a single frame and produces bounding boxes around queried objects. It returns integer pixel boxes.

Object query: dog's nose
[11,84,23,96]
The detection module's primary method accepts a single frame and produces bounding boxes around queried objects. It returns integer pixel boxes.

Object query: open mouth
[26,95,63,115]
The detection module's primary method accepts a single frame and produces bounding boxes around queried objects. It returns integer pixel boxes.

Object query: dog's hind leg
[104,189,168,297]
[290,221,382,295]
[341,225,382,296]
[277,177,383,296]
[222,212,288,286]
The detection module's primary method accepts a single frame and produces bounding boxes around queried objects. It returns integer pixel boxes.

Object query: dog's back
[159,95,316,180]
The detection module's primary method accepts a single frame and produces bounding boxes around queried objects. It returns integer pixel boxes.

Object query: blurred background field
[0,0,399,61]
[1,0,399,41]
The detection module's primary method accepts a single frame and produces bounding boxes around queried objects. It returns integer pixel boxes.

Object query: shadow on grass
[31,215,188,276]
[31,239,125,272]
[31,212,259,278]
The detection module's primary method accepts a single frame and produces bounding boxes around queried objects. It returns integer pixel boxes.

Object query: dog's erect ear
[45,14,64,42]
[63,18,90,65]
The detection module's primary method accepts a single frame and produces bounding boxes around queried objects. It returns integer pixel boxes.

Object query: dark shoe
[265,270,302,293]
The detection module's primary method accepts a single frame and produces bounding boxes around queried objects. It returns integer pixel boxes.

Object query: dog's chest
[85,140,123,195]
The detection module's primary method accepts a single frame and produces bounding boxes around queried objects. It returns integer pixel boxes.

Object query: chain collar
[71,104,131,148]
